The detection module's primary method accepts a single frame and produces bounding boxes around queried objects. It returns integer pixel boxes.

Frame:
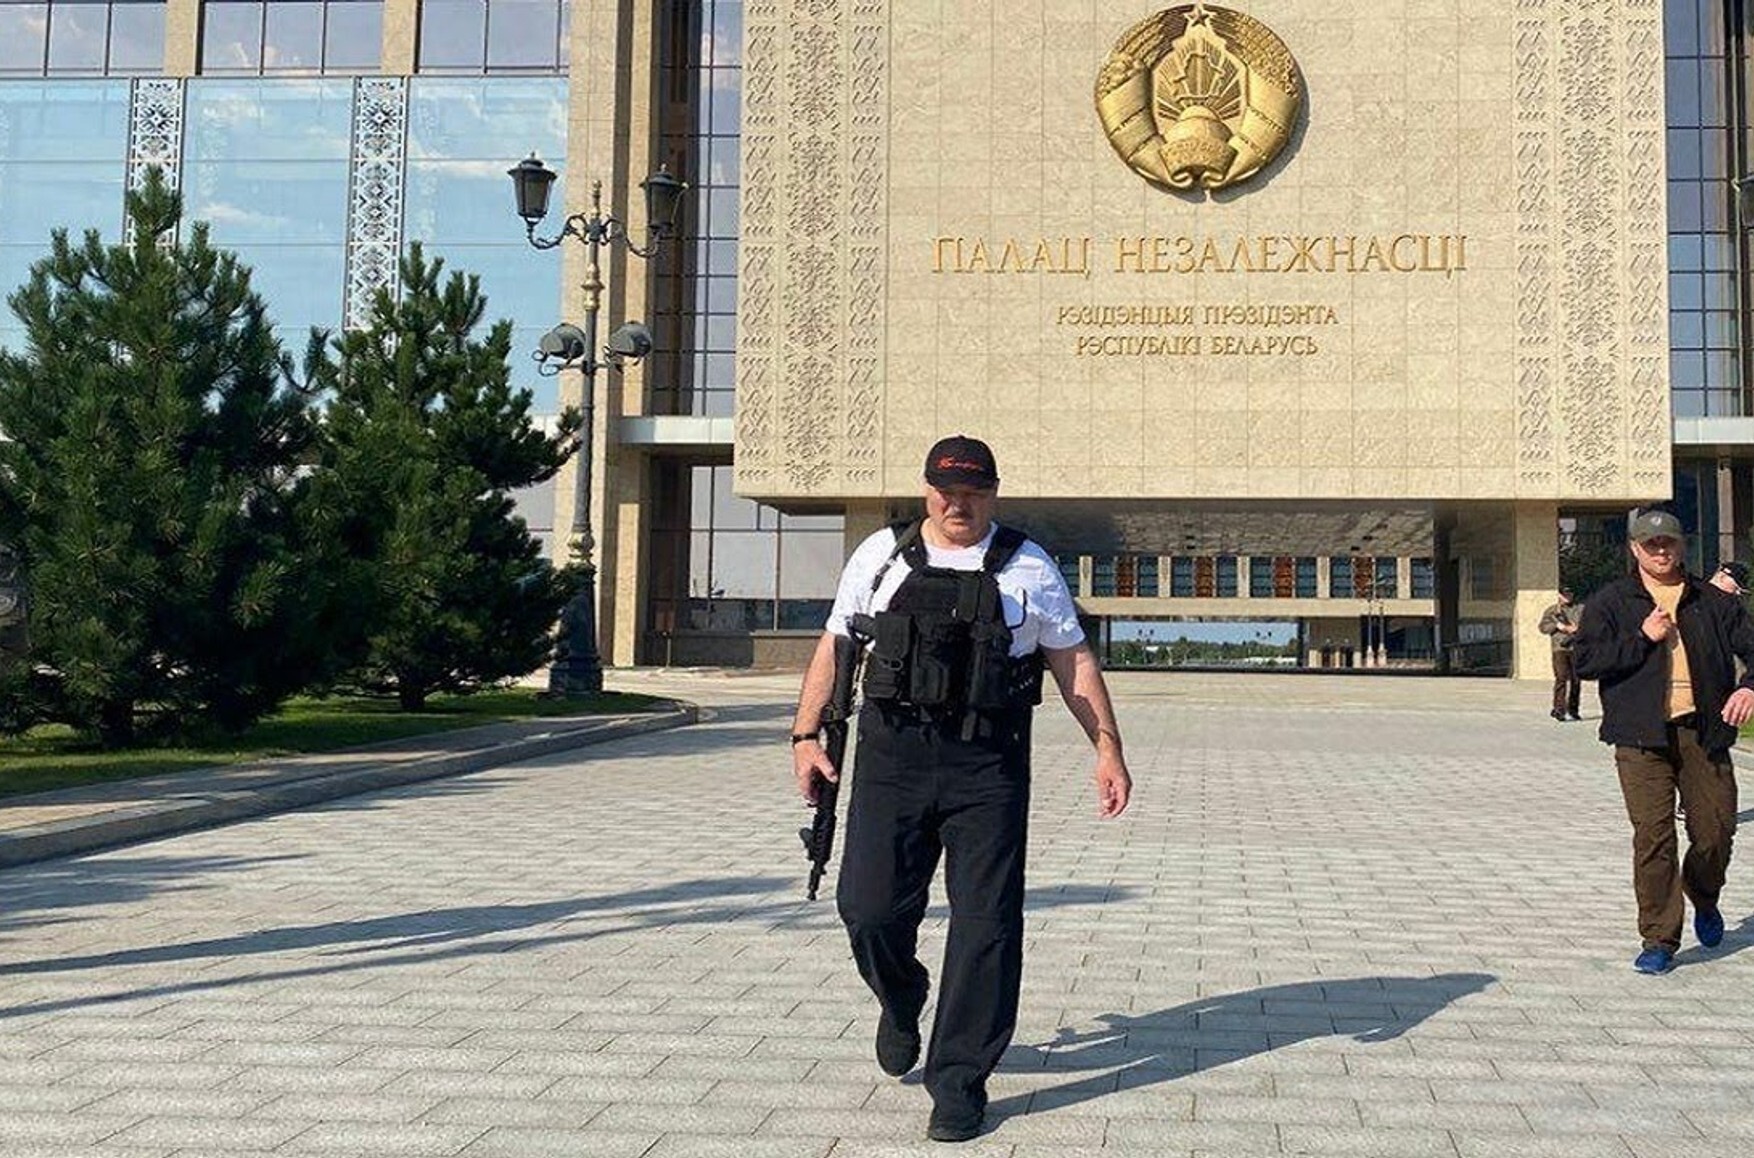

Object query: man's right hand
[1642,608,1674,642]
[793,740,837,805]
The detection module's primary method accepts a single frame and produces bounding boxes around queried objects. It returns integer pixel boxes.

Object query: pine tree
[0,170,346,746]
[313,244,582,711]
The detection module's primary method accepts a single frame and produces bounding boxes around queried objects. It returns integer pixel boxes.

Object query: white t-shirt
[825,524,1085,657]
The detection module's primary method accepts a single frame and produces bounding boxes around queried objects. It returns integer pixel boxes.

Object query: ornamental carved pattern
[736,0,888,496]
[1622,17,1667,489]
[344,78,408,333]
[736,5,782,490]
[1516,0,1667,498]
[127,79,184,191]
[1513,10,1554,489]
[1556,13,1620,492]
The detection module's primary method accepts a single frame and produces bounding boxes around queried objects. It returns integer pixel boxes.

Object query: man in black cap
[1573,508,1754,974]
[790,434,1130,1142]
[1538,585,1583,721]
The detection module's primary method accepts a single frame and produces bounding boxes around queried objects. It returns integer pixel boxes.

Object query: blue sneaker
[1633,946,1675,974]
[1696,905,1725,948]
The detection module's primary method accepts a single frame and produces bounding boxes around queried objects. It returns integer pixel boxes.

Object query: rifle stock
[800,620,870,899]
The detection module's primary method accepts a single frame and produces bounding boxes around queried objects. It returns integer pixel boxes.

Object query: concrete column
[1717,456,1735,567]
[1236,556,1251,600]
[1315,556,1330,599]
[1433,507,1459,672]
[552,0,660,668]
[382,0,420,74]
[1511,501,1561,680]
[164,0,199,75]
[842,500,890,556]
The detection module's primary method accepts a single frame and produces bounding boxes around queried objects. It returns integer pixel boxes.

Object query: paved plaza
[1,671,1752,1157]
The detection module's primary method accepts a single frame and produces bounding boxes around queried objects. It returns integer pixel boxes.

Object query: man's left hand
[1095,755,1131,818]
[1722,687,1754,727]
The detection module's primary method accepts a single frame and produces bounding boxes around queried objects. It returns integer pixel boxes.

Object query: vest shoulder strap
[871,520,1027,590]
[982,525,1028,575]
[870,519,925,592]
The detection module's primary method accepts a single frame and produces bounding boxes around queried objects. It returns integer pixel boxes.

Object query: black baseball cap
[1628,508,1685,542]
[1718,560,1750,589]
[924,435,999,489]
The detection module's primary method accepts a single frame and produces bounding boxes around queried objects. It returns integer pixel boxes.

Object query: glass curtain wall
[643,1,845,658]
[0,80,130,350]
[417,0,569,73]
[0,1,166,76]
[183,79,352,345]
[404,77,567,414]
[200,0,383,74]
[652,0,739,417]
[649,465,842,635]
[1666,0,1743,417]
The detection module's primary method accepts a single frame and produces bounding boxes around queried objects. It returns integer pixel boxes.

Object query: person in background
[1539,586,1583,721]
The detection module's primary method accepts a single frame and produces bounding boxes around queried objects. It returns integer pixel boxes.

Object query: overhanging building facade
[1,1,1750,679]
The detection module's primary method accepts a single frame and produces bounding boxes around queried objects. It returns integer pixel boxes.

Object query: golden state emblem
[1096,2,1304,193]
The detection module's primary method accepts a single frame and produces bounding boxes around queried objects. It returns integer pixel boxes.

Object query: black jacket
[1571,572,1754,751]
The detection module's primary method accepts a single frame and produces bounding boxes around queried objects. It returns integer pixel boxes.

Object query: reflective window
[1249,557,1273,598]
[0,80,131,350]
[1665,0,1740,416]
[1215,555,1237,597]
[0,1,164,75]
[183,80,352,342]
[405,76,569,412]
[201,0,381,74]
[1411,558,1435,600]
[1294,556,1318,598]
[1374,556,1398,598]
[651,0,739,416]
[1168,556,1192,598]
[418,0,567,74]
[1328,556,1353,596]
[648,465,842,634]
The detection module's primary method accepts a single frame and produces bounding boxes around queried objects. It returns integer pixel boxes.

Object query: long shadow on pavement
[1674,912,1754,969]
[0,853,305,938]
[0,875,1134,1021]
[989,972,1495,1124]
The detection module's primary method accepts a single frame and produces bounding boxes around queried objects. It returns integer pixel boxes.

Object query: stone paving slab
[0,705,696,868]
[0,669,1751,1156]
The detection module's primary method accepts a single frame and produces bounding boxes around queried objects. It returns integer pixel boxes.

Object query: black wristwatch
[789,732,820,745]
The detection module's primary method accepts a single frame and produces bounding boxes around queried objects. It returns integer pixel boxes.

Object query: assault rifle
[800,615,871,900]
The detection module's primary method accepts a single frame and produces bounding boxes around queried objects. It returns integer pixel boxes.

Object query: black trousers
[1552,649,1581,716]
[837,703,1031,1111]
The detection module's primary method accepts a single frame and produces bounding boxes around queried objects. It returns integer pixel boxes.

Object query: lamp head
[605,321,653,362]
[640,165,687,240]
[509,154,558,224]
[537,323,589,364]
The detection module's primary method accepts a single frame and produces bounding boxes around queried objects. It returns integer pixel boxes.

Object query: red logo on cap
[936,456,981,471]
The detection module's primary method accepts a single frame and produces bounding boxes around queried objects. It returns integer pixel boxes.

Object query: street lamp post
[510,155,686,696]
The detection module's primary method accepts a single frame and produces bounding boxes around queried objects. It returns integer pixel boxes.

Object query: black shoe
[1567,712,1581,721]
[927,1100,985,1143]
[1550,709,1565,721]
[875,1011,920,1077]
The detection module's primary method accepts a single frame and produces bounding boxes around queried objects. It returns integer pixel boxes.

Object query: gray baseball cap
[1629,508,1685,542]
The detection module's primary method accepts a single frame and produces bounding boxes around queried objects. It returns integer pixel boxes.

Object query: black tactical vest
[860,521,1045,722]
